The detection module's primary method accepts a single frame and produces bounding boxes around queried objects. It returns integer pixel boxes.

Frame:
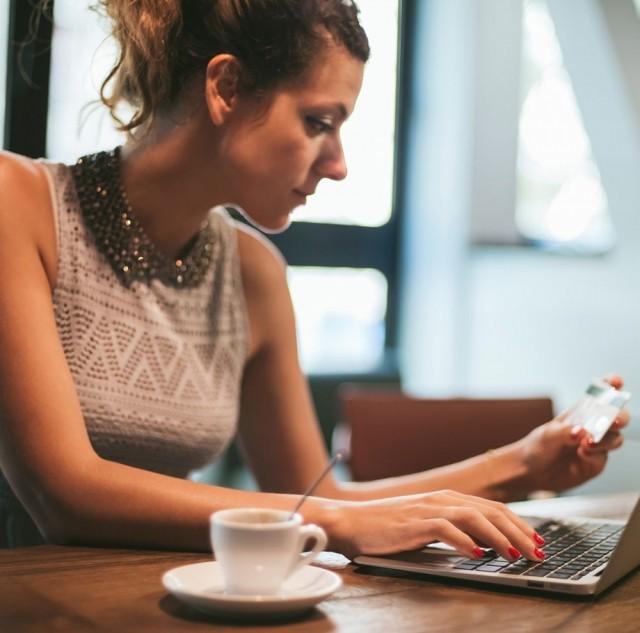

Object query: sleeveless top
[0,159,250,546]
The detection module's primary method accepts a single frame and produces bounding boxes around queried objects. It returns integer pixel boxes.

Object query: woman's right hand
[324,489,545,562]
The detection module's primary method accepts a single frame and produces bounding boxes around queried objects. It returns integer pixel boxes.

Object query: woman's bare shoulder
[0,149,49,195]
[0,151,52,227]
[0,151,57,282]
[234,222,287,291]
[233,223,296,356]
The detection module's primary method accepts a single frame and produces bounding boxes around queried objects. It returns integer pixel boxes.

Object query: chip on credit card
[564,379,631,444]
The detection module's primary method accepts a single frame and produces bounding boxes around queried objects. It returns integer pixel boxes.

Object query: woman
[0,0,629,559]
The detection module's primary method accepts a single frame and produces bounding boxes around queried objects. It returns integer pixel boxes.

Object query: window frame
[270,0,411,367]
[0,1,10,148]
[3,0,54,156]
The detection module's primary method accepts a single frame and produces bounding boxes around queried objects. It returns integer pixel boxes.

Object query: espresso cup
[210,508,328,595]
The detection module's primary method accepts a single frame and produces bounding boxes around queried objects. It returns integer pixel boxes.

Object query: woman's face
[215,44,365,232]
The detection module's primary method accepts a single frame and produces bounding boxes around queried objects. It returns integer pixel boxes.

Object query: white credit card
[565,379,631,443]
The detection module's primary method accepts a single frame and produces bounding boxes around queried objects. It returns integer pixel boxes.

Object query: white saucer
[162,561,342,618]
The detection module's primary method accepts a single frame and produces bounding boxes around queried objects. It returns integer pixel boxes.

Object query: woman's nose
[317,139,348,181]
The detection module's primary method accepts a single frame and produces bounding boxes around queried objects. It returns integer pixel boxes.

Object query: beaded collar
[70,147,215,289]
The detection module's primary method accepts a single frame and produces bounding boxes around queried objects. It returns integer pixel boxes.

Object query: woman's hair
[93,0,370,134]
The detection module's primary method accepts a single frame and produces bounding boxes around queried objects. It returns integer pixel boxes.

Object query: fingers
[579,410,629,451]
[570,409,629,449]
[603,374,624,389]
[583,432,624,454]
[446,494,544,562]
[576,444,608,466]
[542,416,589,446]
[432,492,544,562]
[422,518,482,560]
[447,506,543,562]
[447,491,535,538]
[353,492,548,562]
[613,409,630,430]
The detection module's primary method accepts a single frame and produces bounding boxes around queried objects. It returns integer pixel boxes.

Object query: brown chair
[337,385,554,481]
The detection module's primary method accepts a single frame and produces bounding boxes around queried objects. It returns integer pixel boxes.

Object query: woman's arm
[0,153,542,561]
[336,443,530,502]
[0,154,532,556]
[233,226,523,502]
[234,225,629,509]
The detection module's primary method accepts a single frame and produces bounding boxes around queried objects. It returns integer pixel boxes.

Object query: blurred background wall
[400,0,640,494]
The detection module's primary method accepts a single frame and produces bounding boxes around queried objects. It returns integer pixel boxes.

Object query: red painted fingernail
[533,532,545,545]
[508,547,521,560]
[534,548,545,560]
[472,547,485,559]
[587,438,597,447]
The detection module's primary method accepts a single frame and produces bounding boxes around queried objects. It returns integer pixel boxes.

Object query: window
[296,1,398,227]
[289,267,387,372]
[515,0,613,251]
[272,0,401,374]
[47,0,126,161]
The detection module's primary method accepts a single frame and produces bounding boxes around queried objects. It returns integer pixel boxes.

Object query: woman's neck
[119,106,223,259]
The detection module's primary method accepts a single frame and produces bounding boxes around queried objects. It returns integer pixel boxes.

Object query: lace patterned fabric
[0,159,250,545]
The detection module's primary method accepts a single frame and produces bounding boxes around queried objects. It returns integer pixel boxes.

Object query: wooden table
[1,494,638,633]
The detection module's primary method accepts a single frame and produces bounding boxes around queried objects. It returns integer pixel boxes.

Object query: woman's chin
[257,215,292,235]
[230,204,292,234]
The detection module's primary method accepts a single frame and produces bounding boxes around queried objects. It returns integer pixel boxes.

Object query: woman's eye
[306,116,333,134]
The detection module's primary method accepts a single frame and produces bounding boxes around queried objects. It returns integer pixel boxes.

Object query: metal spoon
[289,453,343,519]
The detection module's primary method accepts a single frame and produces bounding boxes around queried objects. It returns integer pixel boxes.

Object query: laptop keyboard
[453,520,623,580]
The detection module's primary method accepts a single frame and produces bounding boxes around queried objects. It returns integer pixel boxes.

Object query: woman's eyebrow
[310,103,349,120]
[335,104,348,119]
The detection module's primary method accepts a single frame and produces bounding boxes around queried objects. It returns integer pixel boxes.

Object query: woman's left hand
[516,375,630,493]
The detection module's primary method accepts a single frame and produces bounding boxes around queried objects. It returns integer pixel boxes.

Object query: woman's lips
[292,189,311,204]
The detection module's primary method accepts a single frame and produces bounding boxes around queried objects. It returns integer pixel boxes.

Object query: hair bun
[95,0,369,135]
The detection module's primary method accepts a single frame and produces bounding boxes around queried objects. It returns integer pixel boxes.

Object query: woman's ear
[205,54,242,126]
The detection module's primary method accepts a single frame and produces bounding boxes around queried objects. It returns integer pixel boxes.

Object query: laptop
[354,494,640,596]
